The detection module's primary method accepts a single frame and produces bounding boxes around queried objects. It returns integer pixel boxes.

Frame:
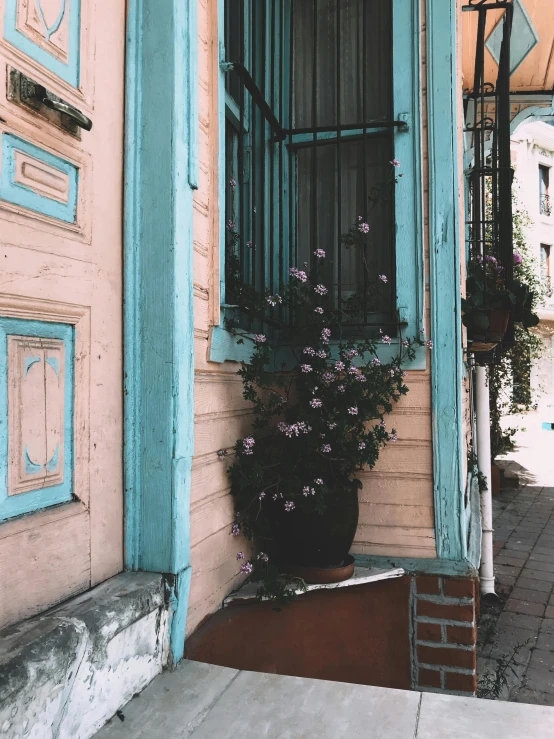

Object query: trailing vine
[489,184,546,458]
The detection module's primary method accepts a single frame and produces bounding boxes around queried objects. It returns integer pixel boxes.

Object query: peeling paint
[0,573,168,739]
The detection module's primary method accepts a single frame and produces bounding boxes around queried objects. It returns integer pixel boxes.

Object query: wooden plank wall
[187,0,436,636]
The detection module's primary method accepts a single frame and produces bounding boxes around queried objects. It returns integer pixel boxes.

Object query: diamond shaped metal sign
[486,0,539,75]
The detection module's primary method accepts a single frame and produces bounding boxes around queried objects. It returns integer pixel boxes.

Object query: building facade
[511,120,554,410]
[1,0,553,736]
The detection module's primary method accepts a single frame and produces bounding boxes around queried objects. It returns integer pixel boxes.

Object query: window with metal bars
[215,0,424,359]
[539,164,551,217]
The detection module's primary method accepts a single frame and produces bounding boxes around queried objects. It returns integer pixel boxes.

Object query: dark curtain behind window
[294,0,394,324]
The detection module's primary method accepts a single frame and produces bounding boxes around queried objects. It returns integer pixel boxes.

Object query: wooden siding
[187,0,436,636]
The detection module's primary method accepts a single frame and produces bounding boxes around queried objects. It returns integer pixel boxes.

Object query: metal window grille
[223,0,398,330]
[464,0,514,287]
[540,194,552,217]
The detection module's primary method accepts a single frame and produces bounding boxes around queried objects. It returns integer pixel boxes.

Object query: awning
[462,0,554,96]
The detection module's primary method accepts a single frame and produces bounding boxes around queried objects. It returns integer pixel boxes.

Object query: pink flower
[301,364,313,373]
[358,216,363,221]
[390,433,398,442]
[381,335,392,345]
[359,442,366,450]
[266,294,282,306]
[378,274,388,284]
[372,357,381,366]
[278,421,312,437]
[227,220,236,231]
[390,159,401,167]
[337,385,345,393]
[284,501,295,512]
[358,222,370,234]
[513,253,523,265]
[321,328,332,344]
[314,249,326,258]
[327,422,337,430]
[289,267,308,282]
[236,552,245,560]
[348,406,358,415]
[314,284,328,295]
[314,307,324,314]
[426,340,433,349]
[314,478,324,485]
[257,552,269,562]
[335,361,345,371]
[356,374,367,383]
[316,350,327,358]
[217,449,228,459]
[310,398,322,408]
[303,347,316,356]
[322,372,334,384]
[253,334,266,343]
[242,436,255,455]
[321,444,332,453]
[229,178,237,188]
[259,492,265,500]
[240,562,253,574]
[380,419,386,428]
[231,523,240,536]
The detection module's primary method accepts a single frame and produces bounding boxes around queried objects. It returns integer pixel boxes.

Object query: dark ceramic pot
[487,309,511,342]
[269,484,359,570]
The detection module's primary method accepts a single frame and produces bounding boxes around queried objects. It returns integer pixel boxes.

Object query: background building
[511,120,554,413]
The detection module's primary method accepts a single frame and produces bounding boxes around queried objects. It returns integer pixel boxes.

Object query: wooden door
[0,0,125,627]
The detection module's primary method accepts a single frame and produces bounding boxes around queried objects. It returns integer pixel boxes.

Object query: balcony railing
[540,194,552,217]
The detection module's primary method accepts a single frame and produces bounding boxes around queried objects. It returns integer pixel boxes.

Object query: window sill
[223,565,405,606]
[209,325,427,370]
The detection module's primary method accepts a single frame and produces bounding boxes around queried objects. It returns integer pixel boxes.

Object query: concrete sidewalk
[94,659,554,738]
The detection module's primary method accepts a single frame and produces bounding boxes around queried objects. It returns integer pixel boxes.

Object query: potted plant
[220,244,427,602]
[462,255,514,349]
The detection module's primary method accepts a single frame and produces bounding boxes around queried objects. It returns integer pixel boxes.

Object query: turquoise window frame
[211,0,424,368]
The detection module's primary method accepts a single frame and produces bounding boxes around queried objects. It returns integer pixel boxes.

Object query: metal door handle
[42,97,93,131]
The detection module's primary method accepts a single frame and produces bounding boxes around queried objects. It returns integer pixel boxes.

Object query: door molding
[124,0,198,664]
[426,0,466,562]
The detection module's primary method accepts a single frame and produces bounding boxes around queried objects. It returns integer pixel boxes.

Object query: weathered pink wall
[0,0,125,628]
[187,0,436,636]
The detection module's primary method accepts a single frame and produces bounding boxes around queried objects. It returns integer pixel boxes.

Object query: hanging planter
[466,307,511,351]
[462,255,539,353]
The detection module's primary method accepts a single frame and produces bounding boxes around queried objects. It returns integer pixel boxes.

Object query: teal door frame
[124,0,198,664]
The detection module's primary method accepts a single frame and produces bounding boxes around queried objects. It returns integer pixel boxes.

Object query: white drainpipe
[476,365,495,596]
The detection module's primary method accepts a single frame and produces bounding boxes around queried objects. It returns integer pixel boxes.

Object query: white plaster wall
[511,121,554,412]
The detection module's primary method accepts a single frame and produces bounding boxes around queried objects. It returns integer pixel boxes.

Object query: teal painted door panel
[0,318,74,522]
[4,0,81,88]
